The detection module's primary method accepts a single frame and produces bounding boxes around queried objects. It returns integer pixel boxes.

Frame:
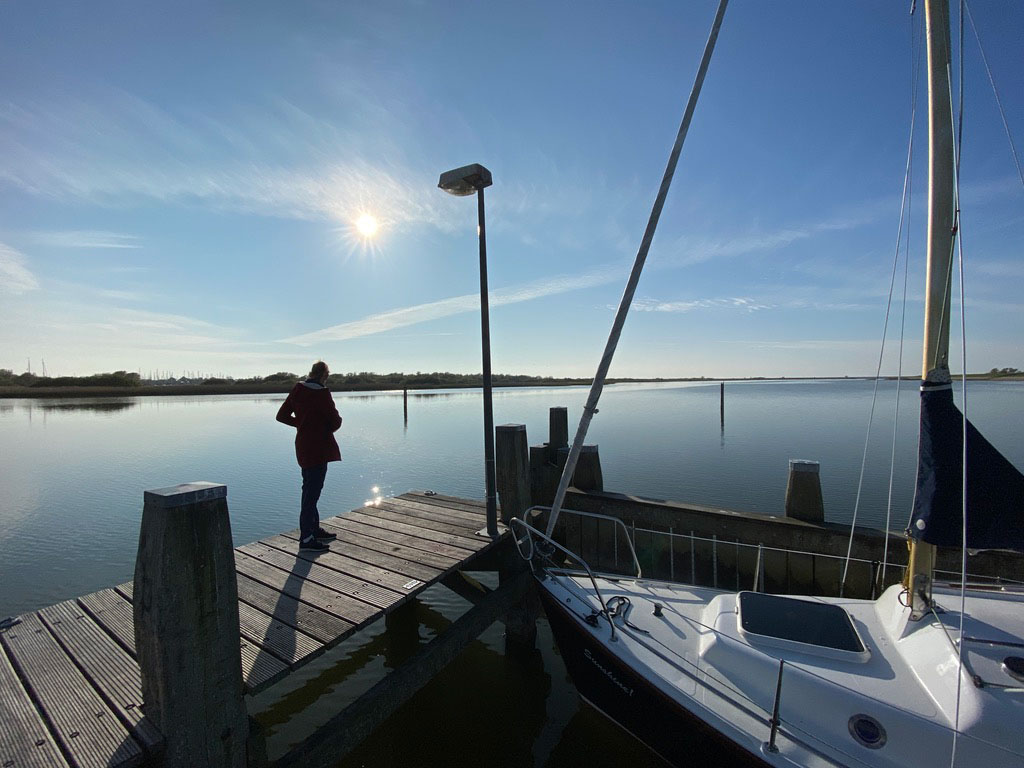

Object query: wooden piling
[495,423,530,523]
[784,460,825,524]
[720,381,725,426]
[556,444,603,492]
[548,406,568,456]
[133,482,248,768]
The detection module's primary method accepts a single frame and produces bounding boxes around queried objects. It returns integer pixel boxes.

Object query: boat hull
[537,579,770,768]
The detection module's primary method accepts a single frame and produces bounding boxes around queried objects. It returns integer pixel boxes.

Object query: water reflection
[38,400,138,413]
[339,390,462,402]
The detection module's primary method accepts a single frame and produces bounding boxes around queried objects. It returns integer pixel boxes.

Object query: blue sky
[1,0,1021,379]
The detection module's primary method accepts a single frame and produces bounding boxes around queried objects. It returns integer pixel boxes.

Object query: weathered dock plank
[0,640,70,768]
[239,637,291,693]
[401,491,486,512]
[373,502,489,541]
[319,518,468,565]
[37,600,163,753]
[337,510,482,557]
[387,496,487,527]
[278,528,442,581]
[239,542,405,610]
[0,612,143,768]
[112,582,289,692]
[319,518,462,570]
[234,551,379,626]
[236,601,324,667]
[234,572,353,645]
[77,589,135,657]
[258,535,424,595]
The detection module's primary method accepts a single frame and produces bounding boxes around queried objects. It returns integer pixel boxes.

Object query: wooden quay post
[133,482,248,768]
[784,460,824,524]
[495,423,540,651]
[495,423,530,523]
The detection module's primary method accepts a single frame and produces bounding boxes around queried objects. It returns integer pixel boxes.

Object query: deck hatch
[738,592,864,653]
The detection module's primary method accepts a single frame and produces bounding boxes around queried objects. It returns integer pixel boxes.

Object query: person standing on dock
[275,361,343,551]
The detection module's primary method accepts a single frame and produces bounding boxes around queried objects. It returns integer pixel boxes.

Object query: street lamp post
[438,163,498,538]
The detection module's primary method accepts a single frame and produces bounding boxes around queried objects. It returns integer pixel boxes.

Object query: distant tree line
[0,368,600,390]
[2,367,1020,391]
[230,371,602,388]
[0,370,141,387]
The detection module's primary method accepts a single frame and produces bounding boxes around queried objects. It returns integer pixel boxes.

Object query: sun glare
[355,213,379,238]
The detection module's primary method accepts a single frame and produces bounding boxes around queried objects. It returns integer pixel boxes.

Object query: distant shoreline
[1,374,1020,399]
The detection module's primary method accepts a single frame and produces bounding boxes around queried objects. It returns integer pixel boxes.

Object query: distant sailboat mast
[907,0,956,618]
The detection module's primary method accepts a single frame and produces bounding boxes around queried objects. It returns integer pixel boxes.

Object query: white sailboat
[511,1,1024,765]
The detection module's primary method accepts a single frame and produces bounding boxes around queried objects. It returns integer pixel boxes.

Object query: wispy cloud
[661,210,880,269]
[972,260,1024,279]
[283,266,622,345]
[96,289,147,302]
[631,297,772,313]
[0,88,451,230]
[30,230,142,249]
[720,338,906,351]
[0,243,39,294]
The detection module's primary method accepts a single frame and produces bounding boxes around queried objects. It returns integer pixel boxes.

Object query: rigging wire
[840,9,924,594]
[883,4,925,586]
[963,0,1024,192]
[950,3,967,765]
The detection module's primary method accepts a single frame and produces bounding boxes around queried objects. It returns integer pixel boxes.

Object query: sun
[355,213,379,238]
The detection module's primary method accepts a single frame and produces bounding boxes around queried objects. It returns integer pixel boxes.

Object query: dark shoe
[299,536,329,552]
[315,527,337,541]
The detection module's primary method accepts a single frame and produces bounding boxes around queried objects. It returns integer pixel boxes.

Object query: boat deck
[0,491,503,768]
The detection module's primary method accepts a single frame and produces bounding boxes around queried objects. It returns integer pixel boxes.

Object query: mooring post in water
[133,482,248,768]
[403,388,408,425]
[720,381,725,427]
[496,424,530,523]
[784,459,824,523]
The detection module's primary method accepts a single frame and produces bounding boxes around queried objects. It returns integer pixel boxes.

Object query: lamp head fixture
[438,163,492,196]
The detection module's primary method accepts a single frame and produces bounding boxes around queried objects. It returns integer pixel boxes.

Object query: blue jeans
[300,464,328,541]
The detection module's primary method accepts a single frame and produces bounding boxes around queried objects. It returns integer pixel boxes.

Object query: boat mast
[907,0,956,618]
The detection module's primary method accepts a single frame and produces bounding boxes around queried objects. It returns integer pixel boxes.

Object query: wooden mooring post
[495,423,540,651]
[495,423,530,523]
[133,482,248,768]
[528,406,603,509]
[784,460,824,524]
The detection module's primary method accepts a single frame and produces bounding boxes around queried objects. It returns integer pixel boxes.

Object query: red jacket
[276,381,343,468]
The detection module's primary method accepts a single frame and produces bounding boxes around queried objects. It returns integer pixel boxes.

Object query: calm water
[1,380,1021,765]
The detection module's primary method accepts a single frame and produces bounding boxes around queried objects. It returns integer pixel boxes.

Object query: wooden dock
[0,490,517,768]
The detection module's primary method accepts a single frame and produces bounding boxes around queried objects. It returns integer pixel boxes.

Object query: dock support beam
[277,569,532,768]
[133,482,248,768]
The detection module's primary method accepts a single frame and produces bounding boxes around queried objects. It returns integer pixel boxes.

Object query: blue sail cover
[910,383,1024,551]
